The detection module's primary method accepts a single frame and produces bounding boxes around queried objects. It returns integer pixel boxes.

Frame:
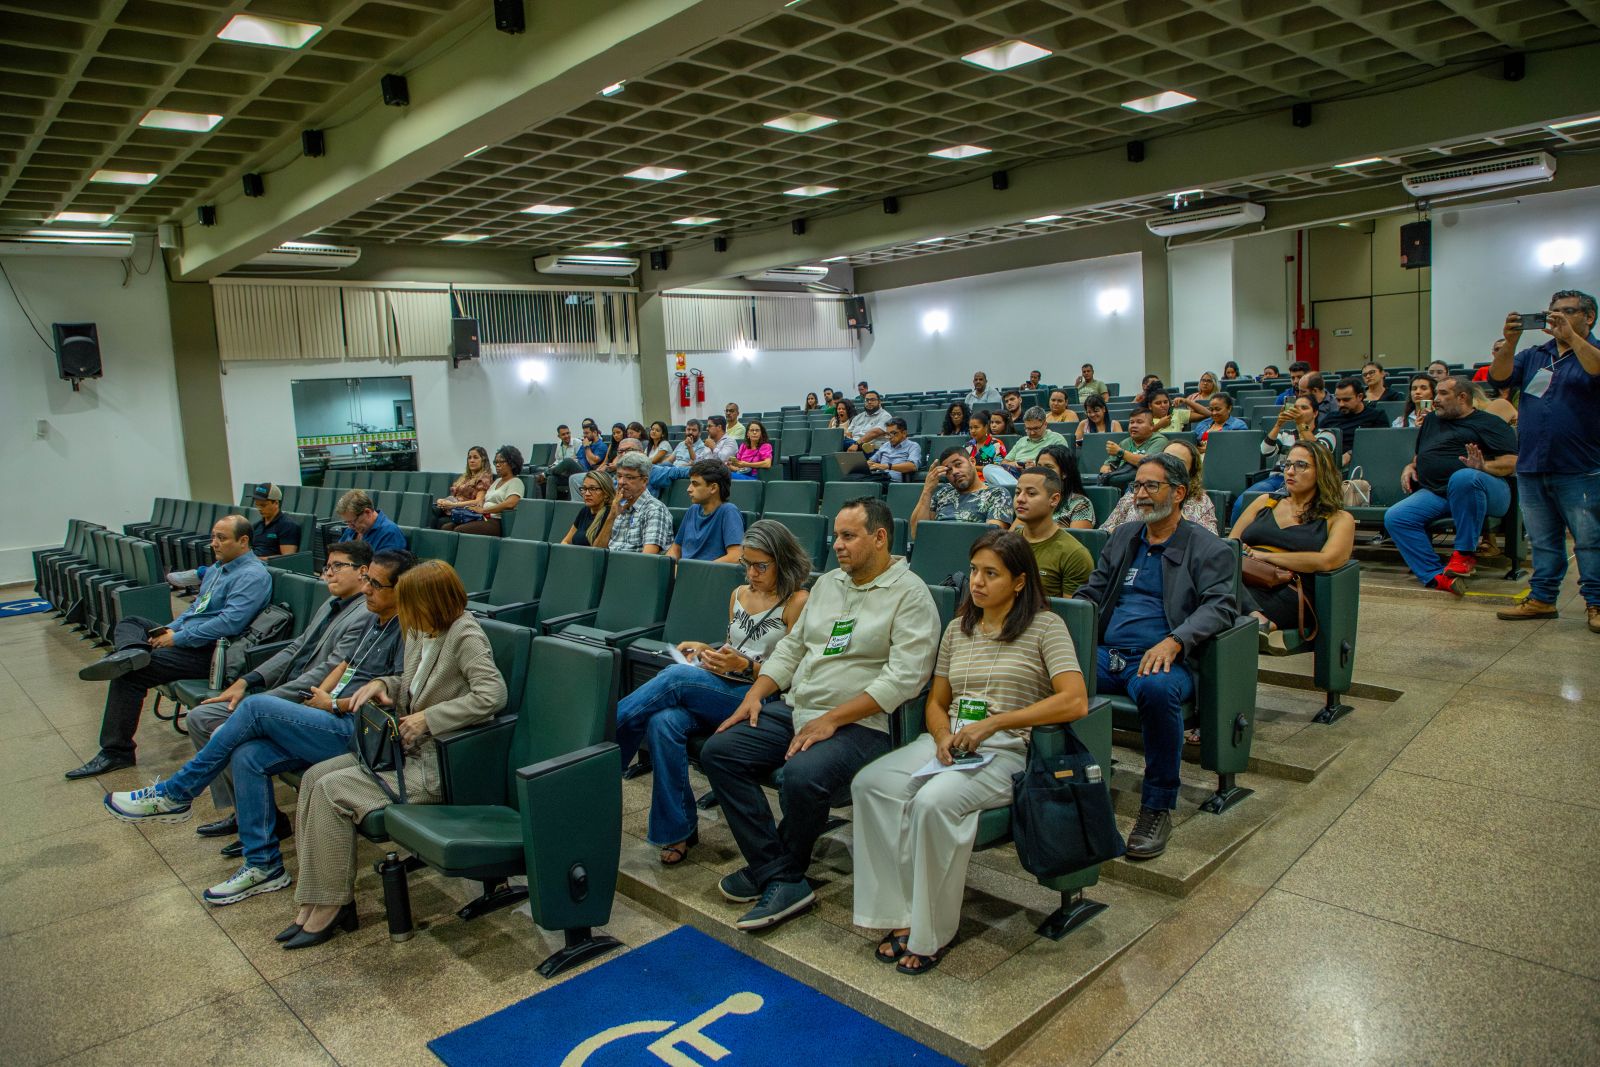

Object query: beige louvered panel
[752,296,853,351]
[663,293,751,353]
[386,289,451,357]
[214,284,304,362]
[295,286,346,361]
[341,288,397,361]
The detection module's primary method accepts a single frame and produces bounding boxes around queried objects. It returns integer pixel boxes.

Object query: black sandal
[875,931,909,964]
[658,831,698,866]
[896,942,952,976]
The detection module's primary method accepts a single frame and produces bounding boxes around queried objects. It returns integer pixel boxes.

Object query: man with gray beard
[1073,453,1238,860]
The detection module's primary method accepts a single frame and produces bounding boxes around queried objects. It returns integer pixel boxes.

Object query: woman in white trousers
[852,529,1087,974]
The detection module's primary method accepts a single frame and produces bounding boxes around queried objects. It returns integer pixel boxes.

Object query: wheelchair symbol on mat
[560,991,765,1067]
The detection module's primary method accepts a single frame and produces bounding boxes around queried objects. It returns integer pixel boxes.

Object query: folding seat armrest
[244,641,293,669]
[1031,697,1112,757]
[598,622,664,648]
[1195,618,1260,775]
[539,609,599,635]
[476,600,539,628]
[1242,468,1276,488]
[466,589,492,600]
[266,553,315,575]
[114,583,174,625]
[434,713,518,806]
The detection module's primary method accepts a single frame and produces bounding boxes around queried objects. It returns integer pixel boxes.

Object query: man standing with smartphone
[1490,291,1600,632]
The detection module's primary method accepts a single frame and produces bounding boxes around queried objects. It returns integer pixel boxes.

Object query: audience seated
[1383,377,1519,595]
[670,461,744,564]
[1075,394,1122,442]
[848,417,920,484]
[964,371,1002,409]
[1074,363,1108,401]
[536,424,579,499]
[910,448,1014,539]
[1044,388,1079,428]
[648,420,710,493]
[989,409,1014,436]
[723,403,745,441]
[803,391,821,412]
[615,520,810,865]
[1103,439,1215,533]
[434,446,491,525]
[1426,359,1450,382]
[1193,392,1248,445]
[563,471,615,547]
[1097,407,1167,492]
[1001,390,1025,427]
[1362,361,1403,404]
[285,560,505,949]
[1471,383,1518,427]
[728,420,773,480]
[1232,396,1340,524]
[845,391,893,453]
[1301,371,1337,418]
[1010,467,1094,596]
[168,482,301,591]
[565,420,611,501]
[441,446,524,536]
[853,529,1087,973]
[1148,389,1190,433]
[1031,444,1096,528]
[967,411,1008,466]
[645,421,673,465]
[1021,369,1043,392]
[1074,453,1239,860]
[940,400,971,435]
[105,550,412,907]
[1322,379,1390,465]
[705,415,739,463]
[606,452,674,554]
[1394,374,1435,428]
[1275,362,1311,404]
[1230,443,1355,630]
[335,489,407,553]
[68,515,273,779]
[700,498,939,931]
[1183,372,1221,419]
[1223,360,1242,380]
[986,407,1068,486]
[828,397,855,429]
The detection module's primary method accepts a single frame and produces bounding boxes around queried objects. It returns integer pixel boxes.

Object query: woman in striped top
[852,529,1088,975]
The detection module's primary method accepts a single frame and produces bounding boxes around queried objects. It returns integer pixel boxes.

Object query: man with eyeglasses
[606,452,674,554]
[1074,453,1239,860]
[1491,290,1600,630]
[104,550,413,907]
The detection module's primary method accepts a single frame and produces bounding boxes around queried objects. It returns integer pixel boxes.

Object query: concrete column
[165,279,234,502]
[637,290,671,425]
[1140,234,1172,386]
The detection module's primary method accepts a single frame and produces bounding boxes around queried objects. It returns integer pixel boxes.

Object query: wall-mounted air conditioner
[742,266,830,284]
[1146,202,1266,237]
[534,253,639,277]
[1401,151,1556,198]
[241,242,361,272]
[0,230,137,257]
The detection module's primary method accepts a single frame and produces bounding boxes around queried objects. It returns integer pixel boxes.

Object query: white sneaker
[203,864,291,906]
[166,569,201,591]
[104,784,191,824]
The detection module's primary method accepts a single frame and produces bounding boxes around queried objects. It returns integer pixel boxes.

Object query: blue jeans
[1520,470,1600,607]
[1232,473,1284,524]
[1095,646,1194,811]
[615,663,748,846]
[648,465,690,494]
[158,695,356,870]
[1383,469,1511,584]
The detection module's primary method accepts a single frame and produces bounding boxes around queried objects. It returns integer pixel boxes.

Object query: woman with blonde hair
[562,470,615,547]
[433,446,491,525]
[280,560,506,949]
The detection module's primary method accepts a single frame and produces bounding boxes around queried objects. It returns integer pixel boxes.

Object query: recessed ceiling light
[961,40,1052,71]
[139,109,223,132]
[599,81,626,97]
[672,216,720,226]
[1550,114,1600,130]
[917,237,946,244]
[1174,188,1204,197]
[1121,91,1197,113]
[463,145,489,158]
[581,242,627,249]
[822,255,847,262]
[1025,214,1063,223]
[90,169,157,185]
[1335,157,1384,168]
[763,112,837,133]
[53,212,114,223]
[784,185,838,197]
[929,144,991,160]
[216,13,321,49]
[624,165,687,181]
[441,233,485,242]
[521,204,574,215]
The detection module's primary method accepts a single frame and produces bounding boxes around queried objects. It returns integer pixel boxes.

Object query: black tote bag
[1010,728,1125,878]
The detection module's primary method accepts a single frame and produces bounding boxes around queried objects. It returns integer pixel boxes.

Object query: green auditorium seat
[926,582,958,631]
[1200,431,1266,498]
[510,499,553,542]
[1206,490,1232,534]
[1344,427,1418,527]
[908,520,988,585]
[621,559,745,693]
[1065,527,1109,562]
[666,479,693,508]
[727,479,764,512]
[886,482,925,522]
[380,635,623,976]
[926,435,968,461]
[409,527,457,565]
[543,551,673,649]
[821,478,881,520]
[468,538,549,626]
[1077,433,1116,475]
[395,493,430,529]
[762,480,820,514]
[544,501,585,540]
[522,544,608,629]
[452,533,500,597]
[1265,561,1362,724]
[1084,486,1120,526]
[765,512,830,571]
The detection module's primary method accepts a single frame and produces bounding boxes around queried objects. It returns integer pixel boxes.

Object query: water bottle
[377,851,414,941]
[209,638,229,690]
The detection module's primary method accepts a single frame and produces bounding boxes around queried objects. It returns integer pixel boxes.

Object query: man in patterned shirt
[909,447,1013,539]
[604,453,674,554]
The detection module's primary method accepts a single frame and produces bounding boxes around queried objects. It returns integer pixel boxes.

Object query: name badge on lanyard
[954,697,988,731]
[192,589,213,613]
[1525,363,1555,399]
[822,618,855,656]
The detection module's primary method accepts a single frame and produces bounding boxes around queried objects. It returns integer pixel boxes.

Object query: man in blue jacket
[67,515,272,779]
[334,489,407,553]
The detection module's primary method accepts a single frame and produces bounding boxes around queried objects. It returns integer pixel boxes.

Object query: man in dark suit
[1074,453,1239,859]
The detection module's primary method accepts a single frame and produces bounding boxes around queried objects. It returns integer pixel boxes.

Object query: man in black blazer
[1074,453,1239,859]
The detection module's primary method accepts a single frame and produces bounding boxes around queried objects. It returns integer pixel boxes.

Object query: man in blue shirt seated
[650,419,712,493]
[68,516,273,779]
[846,418,922,484]
[1073,454,1238,860]
[566,420,611,500]
[669,460,744,563]
[335,489,407,554]
[1193,393,1250,444]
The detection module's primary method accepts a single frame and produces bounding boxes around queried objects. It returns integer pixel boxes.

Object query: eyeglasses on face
[363,574,395,590]
[322,561,358,574]
[739,559,772,573]
[1130,480,1174,495]
[579,484,603,494]
[1283,459,1314,472]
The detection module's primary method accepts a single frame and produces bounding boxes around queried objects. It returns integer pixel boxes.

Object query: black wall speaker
[1127,140,1145,163]
[451,317,479,365]
[1291,102,1313,127]
[1400,220,1431,269]
[242,173,264,197]
[649,249,668,271]
[882,196,900,214]
[53,323,102,387]
[1503,53,1525,81]
[301,129,325,157]
[712,236,728,253]
[845,296,871,332]
[493,0,525,33]
[991,170,1008,190]
[381,73,410,106]
[791,218,806,236]
[198,204,217,227]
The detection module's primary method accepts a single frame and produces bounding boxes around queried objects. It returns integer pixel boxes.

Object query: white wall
[1431,184,1600,361]
[0,255,189,582]
[857,254,1146,392]
[219,349,642,487]
[663,346,860,422]
[1168,242,1234,387]
[1232,229,1295,372]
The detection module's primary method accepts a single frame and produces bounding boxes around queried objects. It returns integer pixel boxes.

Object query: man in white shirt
[648,419,711,493]
[964,371,1002,409]
[844,390,893,454]
[705,415,739,463]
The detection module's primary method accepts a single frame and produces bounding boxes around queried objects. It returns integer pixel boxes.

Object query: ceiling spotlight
[624,165,687,181]
[929,144,991,160]
[1097,288,1131,315]
[961,40,1051,71]
[1121,90,1197,113]
[763,113,838,133]
[1025,214,1063,223]
[52,212,114,223]
[521,204,574,215]
[139,109,222,132]
[599,81,626,97]
[90,170,157,185]
[1335,157,1384,168]
[672,216,720,226]
[921,309,949,334]
[784,185,838,197]
[217,13,321,48]
[441,233,486,242]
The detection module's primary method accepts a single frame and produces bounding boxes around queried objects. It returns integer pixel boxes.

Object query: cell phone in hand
[1519,311,1549,330]
[951,751,984,764]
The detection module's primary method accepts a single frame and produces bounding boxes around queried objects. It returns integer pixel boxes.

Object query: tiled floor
[1,569,1595,1065]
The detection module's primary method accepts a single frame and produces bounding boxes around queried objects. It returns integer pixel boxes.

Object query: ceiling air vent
[1401,151,1556,198]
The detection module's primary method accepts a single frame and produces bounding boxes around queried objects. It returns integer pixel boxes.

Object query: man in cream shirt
[701,496,939,932]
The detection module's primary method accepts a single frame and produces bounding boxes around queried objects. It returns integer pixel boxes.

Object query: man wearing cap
[168,483,300,591]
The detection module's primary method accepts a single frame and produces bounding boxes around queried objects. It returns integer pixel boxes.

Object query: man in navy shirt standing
[1491,290,1600,632]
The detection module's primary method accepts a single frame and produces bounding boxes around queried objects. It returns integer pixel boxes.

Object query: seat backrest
[821,479,881,520]
[662,559,745,644]
[777,428,810,457]
[452,532,500,593]
[479,618,533,717]
[808,427,844,454]
[514,499,552,542]
[535,544,607,624]
[425,472,454,499]
[1206,491,1231,534]
[726,479,763,512]
[373,490,402,518]
[765,512,829,570]
[487,538,549,605]
[926,435,968,462]
[395,493,430,529]
[507,637,616,809]
[908,520,986,584]
[763,480,820,514]
[925,582,958,632]
[1065,527,1108,563]
[1077,433,1115,473]
[594,552,673,631]
[546,501,584,540]
[276,571,327,633]
[348,470,374,490]
[526,442,556,466]
[885,482,923,521]
[666,479,693,508]
[1351,427,1418,507]
[1046,596,1098,700]
[1083,486,1119,526]
[409,527,457,564]
[1199,430,1265,496]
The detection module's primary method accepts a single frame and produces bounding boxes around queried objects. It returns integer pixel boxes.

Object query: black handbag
[352,701,407,804]
[1010,728,1125,878]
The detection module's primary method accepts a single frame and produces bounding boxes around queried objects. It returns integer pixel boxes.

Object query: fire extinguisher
[676,371,690,408]
[692,368,705,403]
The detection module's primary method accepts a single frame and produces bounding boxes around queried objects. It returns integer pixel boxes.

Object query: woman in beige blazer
[279,559,507,950]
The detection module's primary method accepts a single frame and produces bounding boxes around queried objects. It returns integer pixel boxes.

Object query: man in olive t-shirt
[1012,467,1094,596]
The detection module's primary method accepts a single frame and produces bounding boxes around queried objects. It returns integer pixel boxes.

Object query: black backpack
[211,601,296,686]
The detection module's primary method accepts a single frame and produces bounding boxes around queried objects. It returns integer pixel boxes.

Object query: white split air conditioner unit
[534,253,639,277]
[1401,151,1556,198]
[241,242,361,272]
[742,266,830,284]
[0,230,137,257]
[1146,202,1266,237]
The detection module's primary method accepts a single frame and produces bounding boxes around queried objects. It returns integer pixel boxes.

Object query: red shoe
[1443,551,1478,577]
[1429,573,1466,597]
